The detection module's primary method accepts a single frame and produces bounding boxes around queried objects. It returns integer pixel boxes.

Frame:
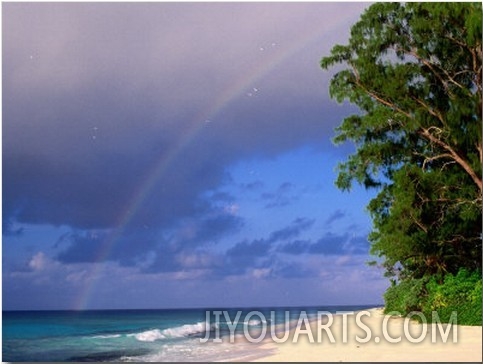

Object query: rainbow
[73,12,358,310]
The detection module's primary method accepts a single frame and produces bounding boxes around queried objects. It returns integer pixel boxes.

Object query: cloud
[175,251,222,270]
[223,239,272,275]
[3,256,387,310]
[56,232,107,264]
[3,2,363,235]
[261,182,297,209]
[272,261,314,279]
[183,213,245,245]
[346,235,370,255]
[277,232,370,256]
[325,209,346,225]
[308,233,349,255]
[211,217,315,275]
[240,181,264,192]
[251,268,272,279]
[56,211,243,269]
[277,240,312,255]
[28,252,49,271]
[2,3,383,310]
[140,245,181,273]
[207,191,236,204]
[2,219,24,236]
[55,229,159,266]
[268,217,315,243]
[194,222,367,277]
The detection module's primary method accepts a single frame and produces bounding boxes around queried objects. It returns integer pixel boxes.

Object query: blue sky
[2,2,388,310]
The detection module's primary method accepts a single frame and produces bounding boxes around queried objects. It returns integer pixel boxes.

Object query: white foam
[92,334,121,339]
[128,329,165,342]
[245,319,261,326]
[161,321,208,338]
[129,321,217,342]
[244,317,269,326]
[120,339,272,362]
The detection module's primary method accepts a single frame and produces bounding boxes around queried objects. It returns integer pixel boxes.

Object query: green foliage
[423,269,482,325]
[369,164,482,280]
[322,2,482,323]
[384,269,482,325]
[322,2,482,195]
[384,276,429,314]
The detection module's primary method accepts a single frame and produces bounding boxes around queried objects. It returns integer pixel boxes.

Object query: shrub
[383,277,429,314]
[423,269,482,325]
[384,269,482,325]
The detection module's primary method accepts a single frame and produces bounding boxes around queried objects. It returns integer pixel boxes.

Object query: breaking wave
[129,321,218,342]
[91,334,122,339]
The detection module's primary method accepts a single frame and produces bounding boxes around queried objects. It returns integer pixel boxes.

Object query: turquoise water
[3,305,374,362]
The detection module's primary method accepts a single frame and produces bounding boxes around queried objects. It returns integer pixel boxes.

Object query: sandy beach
[251,308,482,362]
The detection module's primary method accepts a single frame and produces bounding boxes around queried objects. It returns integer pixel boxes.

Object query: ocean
[2,305,375,362]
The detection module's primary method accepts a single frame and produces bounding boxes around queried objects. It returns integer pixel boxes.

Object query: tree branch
[418,128,483,192]
[350,50,482,193]
[476,142,483,164]
[350,68,413,119]
[419,152,453,170]
[410,96,446,126]
[391,41,477,98]
[410,213,428,233]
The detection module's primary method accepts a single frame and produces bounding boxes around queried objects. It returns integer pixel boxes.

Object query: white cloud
[28,252,48,271]
[252,268,271,279]
[224,203,240,215]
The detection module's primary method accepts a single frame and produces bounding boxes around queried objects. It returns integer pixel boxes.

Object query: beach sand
[250,308,482,362]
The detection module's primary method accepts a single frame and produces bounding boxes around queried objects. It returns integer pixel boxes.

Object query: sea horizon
[2,303,382,313]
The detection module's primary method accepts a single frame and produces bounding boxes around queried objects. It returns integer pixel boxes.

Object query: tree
[321,3,482,283]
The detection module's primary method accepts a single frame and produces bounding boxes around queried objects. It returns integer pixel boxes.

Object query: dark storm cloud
[3,3,362,228]
[3,2,368,244]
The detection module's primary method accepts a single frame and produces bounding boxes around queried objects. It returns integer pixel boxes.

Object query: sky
[2,2,388,311]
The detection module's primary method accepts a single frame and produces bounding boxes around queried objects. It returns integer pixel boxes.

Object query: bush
[383,269,482,326]
[383,277,428,314]
[422,269,482,325]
